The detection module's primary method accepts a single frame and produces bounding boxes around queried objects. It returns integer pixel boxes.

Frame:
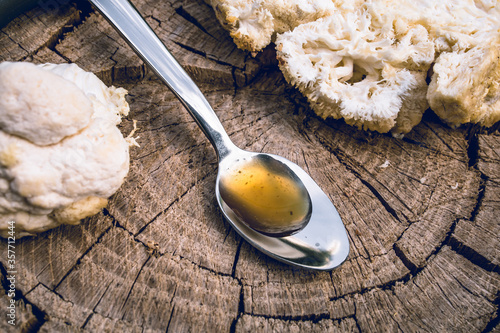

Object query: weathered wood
[0,0,498,332]
[0,4,81,62]
[452,133,500,270]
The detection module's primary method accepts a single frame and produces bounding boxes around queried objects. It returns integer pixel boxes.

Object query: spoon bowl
[218,150,312,237]
[90,0,350,270]
[217,149,349,269]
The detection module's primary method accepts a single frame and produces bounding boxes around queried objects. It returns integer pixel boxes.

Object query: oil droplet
[219,156,311,237]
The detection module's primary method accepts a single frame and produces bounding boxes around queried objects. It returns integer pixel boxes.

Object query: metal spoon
[90,0,350,270]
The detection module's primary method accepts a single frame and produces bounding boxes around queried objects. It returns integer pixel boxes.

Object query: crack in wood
[119,257,151,320]
[466,124,483,168]
[33,282,74,306]
[91,280,114,313]
[357,177,403,223]
[392,166,433,186]
[425,122,464,155]
[53,225,114,291]
[2,30,29,56]
[240,310,333,324]
[0,262,48,331]
[343,219,372,261]
[402,128,467,164]
[40,2,93,59]
[177,254,239,282]
[229,283,244,333]
[469,175,488,222]
[328,268,412,304]
[393,243,418,274]
[481,295,500,333]
[172,40,239,69]
[315,135,413,222]
[449,235,500,274]
[109,199,244,283]
[395,242,498,331]
[394,214,461,275]
[165,304,175,333]
[23,282,41,299]
[103,209,153,251]
[133,166,215,238]
[174,6,214,40]
[80,312,94,330]
[431,174,499,273]
[298,149,312,178]
[352,302,363,333]
[164,285,177,333]
[133,136,204,165]
[146,15,162,27]
[231,240,243,278]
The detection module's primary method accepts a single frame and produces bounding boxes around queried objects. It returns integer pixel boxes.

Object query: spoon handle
[89,0,235,159]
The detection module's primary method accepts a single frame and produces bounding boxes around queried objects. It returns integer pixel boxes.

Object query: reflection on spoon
[219,155,312,237]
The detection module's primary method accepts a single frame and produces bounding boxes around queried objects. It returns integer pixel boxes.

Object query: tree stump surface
[0,1,499,332]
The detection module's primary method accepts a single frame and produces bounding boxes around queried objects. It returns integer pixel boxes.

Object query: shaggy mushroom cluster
[0,62,133,238]
[207,0,500,134]
[205,0,339,53]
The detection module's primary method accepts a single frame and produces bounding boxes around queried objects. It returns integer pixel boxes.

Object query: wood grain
[0,0,498,332]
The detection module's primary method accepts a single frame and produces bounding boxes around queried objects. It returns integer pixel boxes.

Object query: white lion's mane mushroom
[276,4,435,134]
[428,43,500,127]
[209,0,500,134]
[205,0,340,53]
[0,62,132,238]
[422,0,500,128]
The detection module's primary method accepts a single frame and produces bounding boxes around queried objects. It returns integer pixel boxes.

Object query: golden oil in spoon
[219,156,311,237]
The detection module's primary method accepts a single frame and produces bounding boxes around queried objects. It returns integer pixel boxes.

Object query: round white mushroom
[0,62,132,238]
